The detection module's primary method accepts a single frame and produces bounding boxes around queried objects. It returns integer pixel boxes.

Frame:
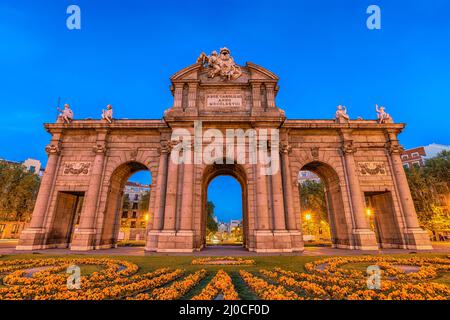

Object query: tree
[0,162,40,221]
[406,151,450,240]
[138,190,150,212]
[206,201,218,233]
[299,180,328,222]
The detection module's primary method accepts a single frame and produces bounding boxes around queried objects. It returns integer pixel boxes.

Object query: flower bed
[192,270,239,300]
[0,256,448,300]
[239,270,302,300]
[131,269,207,300]
[191,257,255,266]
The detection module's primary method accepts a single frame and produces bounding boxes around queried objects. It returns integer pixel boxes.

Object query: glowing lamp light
[144,214,150,222]
[366,208,372,217]
[305,213,312,221]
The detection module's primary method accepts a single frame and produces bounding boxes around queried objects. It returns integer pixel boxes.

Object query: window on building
[29,166,36,173]
[11,224,19,233]
[132,202,138,210]
[0,224,5,233]
[134,194,139,201]
[122,211,128,219]
[132,211,137,218]
[130,221,136,228]
[412,152,419,158]
[401,155,408,160]
[412,161,420,167]
[403,163,409,169]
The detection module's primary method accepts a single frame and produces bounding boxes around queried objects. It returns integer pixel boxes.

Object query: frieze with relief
[63,162,91,175]
[358,162,387,176]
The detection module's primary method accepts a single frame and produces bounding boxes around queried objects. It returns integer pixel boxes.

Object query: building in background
[298,171,321,184]
[119,181,150,242]
[0,157,45,177]
[401,143,450,169]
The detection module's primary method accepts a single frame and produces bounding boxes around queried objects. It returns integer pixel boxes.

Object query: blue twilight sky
[1,0,449,221]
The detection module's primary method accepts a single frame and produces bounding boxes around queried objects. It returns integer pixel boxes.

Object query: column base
[16,228,47,250]
[403,228,433,250]
[70,229,97,251]
[145,230,195,252]
[352,229,379,250]
[253,230,301,253]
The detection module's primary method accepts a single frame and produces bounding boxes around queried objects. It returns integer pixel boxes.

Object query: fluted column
[341,140,371,230]
[180,147,194,230]
[78,134,107,230]
[256,161,270,230]
[163,141,179,230]
[386,139,421,229]
[153,142,169,230]
[271,150,287,230]
[29,141,61,229]
[280,143,297,230]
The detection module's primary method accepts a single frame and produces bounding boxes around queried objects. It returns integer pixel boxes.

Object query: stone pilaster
[71,130,108,251]
[386,132,432,249]
[17,133,62,250]
[340,134,378,250]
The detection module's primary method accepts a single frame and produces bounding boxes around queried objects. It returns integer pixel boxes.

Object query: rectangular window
[403,163,409,169]
[401,155,408,160]
[412,152,419,158]
[130,221,136,228]
[12,224,19,233]
[0,224,5,233]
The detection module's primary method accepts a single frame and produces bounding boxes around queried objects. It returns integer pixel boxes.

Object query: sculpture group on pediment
[197,47,242,80]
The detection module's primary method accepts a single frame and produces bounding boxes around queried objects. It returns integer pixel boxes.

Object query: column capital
[386,141,404,155]
[167,140,181,153]
[158,141,170,155]
[280,142,292,154]
[92,143,107,155]
[341,140,357,155]
[45,143,61,155]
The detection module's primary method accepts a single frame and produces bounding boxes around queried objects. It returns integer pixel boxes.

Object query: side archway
[299,161,352,248]
[99,161,152,248]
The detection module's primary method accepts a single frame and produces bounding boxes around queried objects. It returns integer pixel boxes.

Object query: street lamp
[305,213,312,221]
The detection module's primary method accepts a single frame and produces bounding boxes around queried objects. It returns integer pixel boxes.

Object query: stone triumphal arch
[18,48,432,252]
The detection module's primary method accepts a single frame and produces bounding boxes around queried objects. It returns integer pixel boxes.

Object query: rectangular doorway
[365,191,403,248]
[47,191,84,248]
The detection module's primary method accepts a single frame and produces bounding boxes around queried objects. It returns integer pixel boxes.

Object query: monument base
[352,229,379,250]
[252,230,303,253]
[145,230,195,252]
[16,228,47,250]
[404,228,433,250]
[70,229,97,251]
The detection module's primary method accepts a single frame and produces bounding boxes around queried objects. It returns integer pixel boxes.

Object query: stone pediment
[165,48,284,120]
[170,62,278,84]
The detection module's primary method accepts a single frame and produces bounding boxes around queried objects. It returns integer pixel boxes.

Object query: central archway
[201,162,248,250]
